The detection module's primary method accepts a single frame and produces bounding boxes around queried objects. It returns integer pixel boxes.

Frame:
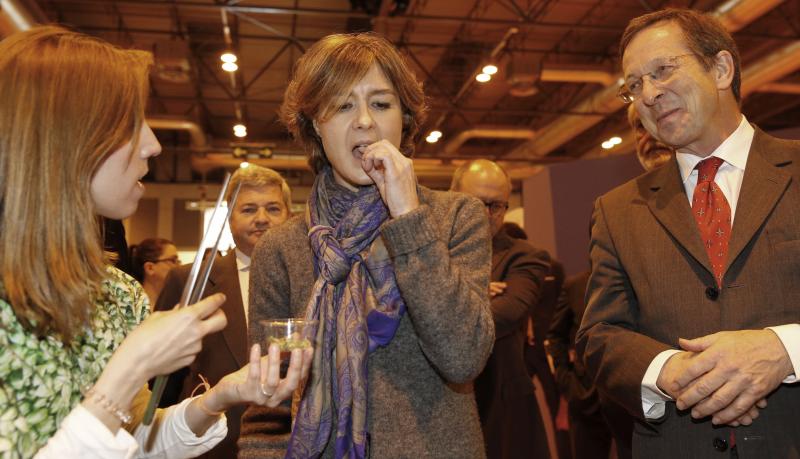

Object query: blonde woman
[0,26,311,458]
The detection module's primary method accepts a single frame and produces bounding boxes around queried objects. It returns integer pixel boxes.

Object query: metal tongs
[142,173,242,425]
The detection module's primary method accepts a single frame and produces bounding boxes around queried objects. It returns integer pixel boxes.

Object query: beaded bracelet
[82,386,133,425]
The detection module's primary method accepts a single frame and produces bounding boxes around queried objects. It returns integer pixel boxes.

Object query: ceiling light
[426,135,439,143]
[609,136,622,145]
[482,64,498,75]
[233,124,247,138]
[220,52,238,64]
[429,130,442,139]
[222,61,238,72]
[601,140,614,150]
[475,73,491,83]
[240,161,250,169]
[233,123,246,132]
[234,129,247,138]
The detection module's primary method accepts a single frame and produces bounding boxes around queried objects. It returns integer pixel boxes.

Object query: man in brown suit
[452,159,552,459]
[156,165,292,458]
[577,8,800,458]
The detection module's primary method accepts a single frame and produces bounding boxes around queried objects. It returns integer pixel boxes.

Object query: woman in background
[130,237,179,308]
[0,26,311,458]
[241,33,494,458]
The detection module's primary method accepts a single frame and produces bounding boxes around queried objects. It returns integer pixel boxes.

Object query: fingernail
[676,401,684,410]
[711,417,719,424]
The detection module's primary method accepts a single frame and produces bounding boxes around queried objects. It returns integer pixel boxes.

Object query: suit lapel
[645,158,715,276]
[209,252,248,368]
[726,129,792,273]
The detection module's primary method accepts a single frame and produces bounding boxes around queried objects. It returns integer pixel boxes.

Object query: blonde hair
[0,26,152,341]
[280,33,427,173]
[227,165,292,210]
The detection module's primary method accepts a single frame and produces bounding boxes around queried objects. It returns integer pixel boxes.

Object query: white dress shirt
[640,115,800,419]
[235,248,251,325]
[34,396,227,458]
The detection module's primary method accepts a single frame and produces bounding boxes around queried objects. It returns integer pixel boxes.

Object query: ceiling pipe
[0,0,46,36]
[540,67,616,86]
[147,117,208,150]
[753,81,800,95]
[191,153,547,181]
[711,0,785,31]
[442,128,536,155]
[507,0,785,161]
[740,41,800,97]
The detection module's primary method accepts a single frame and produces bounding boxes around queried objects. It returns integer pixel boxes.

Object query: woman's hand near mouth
[360,139,419,218]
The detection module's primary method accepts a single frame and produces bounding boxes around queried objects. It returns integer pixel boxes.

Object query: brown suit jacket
[155,251,248,459]
[576,128,800,459]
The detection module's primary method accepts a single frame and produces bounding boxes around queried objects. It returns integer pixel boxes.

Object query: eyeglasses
[482,200,509,215]
[617,54,696,104]
[153,256,179,265]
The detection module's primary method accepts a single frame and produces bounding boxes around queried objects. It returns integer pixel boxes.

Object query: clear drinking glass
[260,319,316,375]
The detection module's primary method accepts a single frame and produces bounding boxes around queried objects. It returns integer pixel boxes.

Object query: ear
[712,50,735,91]
[312,119,321,137]
[143,261,156,276]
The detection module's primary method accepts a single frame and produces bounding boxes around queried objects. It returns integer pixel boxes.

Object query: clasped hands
[656,329,794,427]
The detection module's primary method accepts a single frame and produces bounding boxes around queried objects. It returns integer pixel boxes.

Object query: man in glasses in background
[451,159,552,458]
[627,104,673,172]
[155,165,293,459]
[577,8,800,458]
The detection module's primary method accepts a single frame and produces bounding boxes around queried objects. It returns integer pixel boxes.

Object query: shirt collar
[675,115,753,184]
[235,248,250,271]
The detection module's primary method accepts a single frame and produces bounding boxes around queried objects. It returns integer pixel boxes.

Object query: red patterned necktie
[692,157,731,287]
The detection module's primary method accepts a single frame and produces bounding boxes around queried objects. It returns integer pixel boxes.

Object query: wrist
[390,200,419,218]
[200,385,231,413]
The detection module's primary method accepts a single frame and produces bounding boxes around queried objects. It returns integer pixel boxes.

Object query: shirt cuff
[766,324,800,384]
[37,404,138,458]
[641,349,681,420]
[172,396,228,445]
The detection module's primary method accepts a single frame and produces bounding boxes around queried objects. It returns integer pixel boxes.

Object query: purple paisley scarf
[286,167,406,459]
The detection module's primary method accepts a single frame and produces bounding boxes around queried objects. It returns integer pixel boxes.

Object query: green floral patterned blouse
[0,267,149,458]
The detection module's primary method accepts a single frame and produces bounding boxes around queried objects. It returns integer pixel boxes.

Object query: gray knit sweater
[239,186,495,458]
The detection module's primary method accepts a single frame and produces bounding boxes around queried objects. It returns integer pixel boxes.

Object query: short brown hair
[620,8,742,103]
[0,26,152,341]
[227,165,292,211]
[280,33,428,174]
[130,238,175,282]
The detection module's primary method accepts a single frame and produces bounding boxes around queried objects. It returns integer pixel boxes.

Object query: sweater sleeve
[380,195,495,383]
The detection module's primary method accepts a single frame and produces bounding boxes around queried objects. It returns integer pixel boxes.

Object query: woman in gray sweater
[240,33,495,459]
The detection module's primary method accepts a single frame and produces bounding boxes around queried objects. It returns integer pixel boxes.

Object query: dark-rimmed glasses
[482,200,509,215]
[617,54,696,104]
[153,256,179,265]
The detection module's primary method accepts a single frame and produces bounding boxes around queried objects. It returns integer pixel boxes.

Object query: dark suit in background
[155,251,248,459]
[548,271,632,459]
[527,260,564,418]
[475,228,551,459]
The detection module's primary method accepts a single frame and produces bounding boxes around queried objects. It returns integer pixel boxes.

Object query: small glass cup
[260,319,316,375]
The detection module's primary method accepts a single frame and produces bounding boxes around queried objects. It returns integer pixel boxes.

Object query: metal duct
[442,128,536,155]
[507,0,785,161]
[147,117,208,151]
